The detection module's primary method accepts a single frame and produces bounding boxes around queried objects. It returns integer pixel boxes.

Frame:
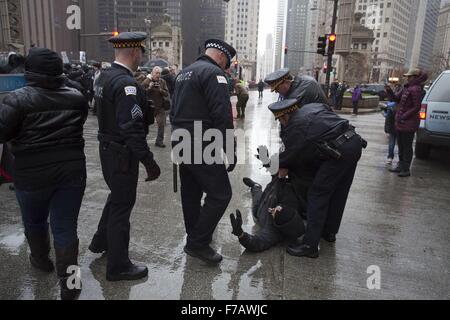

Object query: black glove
[230,210,244,237]
[145,160,161,182]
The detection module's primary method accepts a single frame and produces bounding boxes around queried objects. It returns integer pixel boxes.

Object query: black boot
[55,240,81,300]
[286,242,319,258]
[184,245,223,264]
[88,233,107,254]
[25,229,54,273]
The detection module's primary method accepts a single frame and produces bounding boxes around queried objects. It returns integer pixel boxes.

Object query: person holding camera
[148,66,170,148]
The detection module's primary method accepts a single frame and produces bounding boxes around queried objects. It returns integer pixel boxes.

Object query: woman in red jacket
[385,68,428,177]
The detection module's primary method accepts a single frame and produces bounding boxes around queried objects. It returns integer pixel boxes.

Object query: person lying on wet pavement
[229,176,307,253]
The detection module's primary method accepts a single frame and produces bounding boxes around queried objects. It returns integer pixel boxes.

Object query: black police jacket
[95,63,154,167]
[0,72,88,170]
[285,76,328,106]
[240,177,306,253]
[170,55,234,153]
[279,103,349,170]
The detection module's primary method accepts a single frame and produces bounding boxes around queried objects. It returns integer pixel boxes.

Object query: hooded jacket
[388,72,428,133]
[285,76,328,106]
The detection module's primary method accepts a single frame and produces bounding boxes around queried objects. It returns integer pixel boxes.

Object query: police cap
[264,68,292,92]
[268,99,299,120]
[109,32,147,51]
[205,39,237,69]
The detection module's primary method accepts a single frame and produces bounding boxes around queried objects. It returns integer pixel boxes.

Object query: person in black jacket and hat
[269,99,365,258]
[0,47,88,300]
[229,176,307,253]
[171,39,237,264]
[89,32,161,282]
[264,68,328,105]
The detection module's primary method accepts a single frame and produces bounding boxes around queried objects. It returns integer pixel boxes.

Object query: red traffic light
[328,34,337,42]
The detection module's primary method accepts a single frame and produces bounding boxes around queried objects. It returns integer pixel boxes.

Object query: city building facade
[225,0,260,81]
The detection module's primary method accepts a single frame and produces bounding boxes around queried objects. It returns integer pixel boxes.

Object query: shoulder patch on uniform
[217,75,228,84]
[125,86,137,96]
[131,104,143,120]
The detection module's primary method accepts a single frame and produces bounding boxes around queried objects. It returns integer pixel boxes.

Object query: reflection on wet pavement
[0,91,449,300]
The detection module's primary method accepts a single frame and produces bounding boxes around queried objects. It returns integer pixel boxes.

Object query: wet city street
[0,91,449,300]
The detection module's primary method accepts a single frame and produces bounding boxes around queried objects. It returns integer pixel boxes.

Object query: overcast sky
[258,0,279,53]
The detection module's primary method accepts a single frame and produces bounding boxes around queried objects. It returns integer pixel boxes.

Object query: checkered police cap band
[206,42,232,63]
[113,41,145,49]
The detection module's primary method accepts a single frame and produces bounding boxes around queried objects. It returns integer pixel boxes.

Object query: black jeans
[179,164,232,249]
[15,176,85,249]
[352,101,359,115]
[397,131,415,171]
[93,142,139,274]
[303,137,362,248]
[236,94,249,117]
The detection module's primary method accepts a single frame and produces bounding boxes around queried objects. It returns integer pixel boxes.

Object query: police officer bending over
[89,32,161,281]
[171,39,237,264]
[264,68,327,104]
[269,99,365,258]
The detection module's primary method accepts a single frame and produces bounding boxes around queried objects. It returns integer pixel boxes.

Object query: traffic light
[328,34,337,55]
[284,46,288,55]
[317,36,327,56]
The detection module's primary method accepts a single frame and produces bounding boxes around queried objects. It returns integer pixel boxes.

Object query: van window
[428,74,450,102]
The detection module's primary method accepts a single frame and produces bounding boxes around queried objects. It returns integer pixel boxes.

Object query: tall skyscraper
[259,33,274,79]
[182,0,227,67]
[433,3,450,60]
[408,0,441,71]
[284,0,310,75]
[225,0,260,81]
[354,0,415,81]
[274,0,287,71]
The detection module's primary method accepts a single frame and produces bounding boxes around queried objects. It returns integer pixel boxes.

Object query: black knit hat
[25,48,63,76]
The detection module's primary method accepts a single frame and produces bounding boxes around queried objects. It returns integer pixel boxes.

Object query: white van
[416,70,450,159]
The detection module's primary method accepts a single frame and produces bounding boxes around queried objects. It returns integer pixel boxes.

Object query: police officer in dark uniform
[264,68,328,105]
[268,99,365,258]
[171,39,237,264]
[89,32,161,281]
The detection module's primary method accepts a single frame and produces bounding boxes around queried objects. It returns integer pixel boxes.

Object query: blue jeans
[15,178,86,249]
[388,133,397,160]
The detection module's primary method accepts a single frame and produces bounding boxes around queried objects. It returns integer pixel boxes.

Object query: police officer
[268,99,365,258]
[264,68,328,105]
[89,32,161,281]
[171,39,237,264]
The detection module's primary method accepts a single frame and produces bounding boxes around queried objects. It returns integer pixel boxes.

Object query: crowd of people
[0,30,428,301]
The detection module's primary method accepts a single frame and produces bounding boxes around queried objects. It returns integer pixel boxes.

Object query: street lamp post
[144,18,152,61]
[325,0,339,97]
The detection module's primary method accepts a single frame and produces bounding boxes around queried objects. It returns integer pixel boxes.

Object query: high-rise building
[306,0,335,79]
[182,0,227,67]
[274,0,287,71]
[284,0,310,75]
[408,0,441,71]
[258,33,274,79]
[225,0,260,81]
[434,3,450,58]
[355,0,415,82]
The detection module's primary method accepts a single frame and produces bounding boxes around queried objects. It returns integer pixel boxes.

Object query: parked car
[360,84,388,101]
[416,70,450,159]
